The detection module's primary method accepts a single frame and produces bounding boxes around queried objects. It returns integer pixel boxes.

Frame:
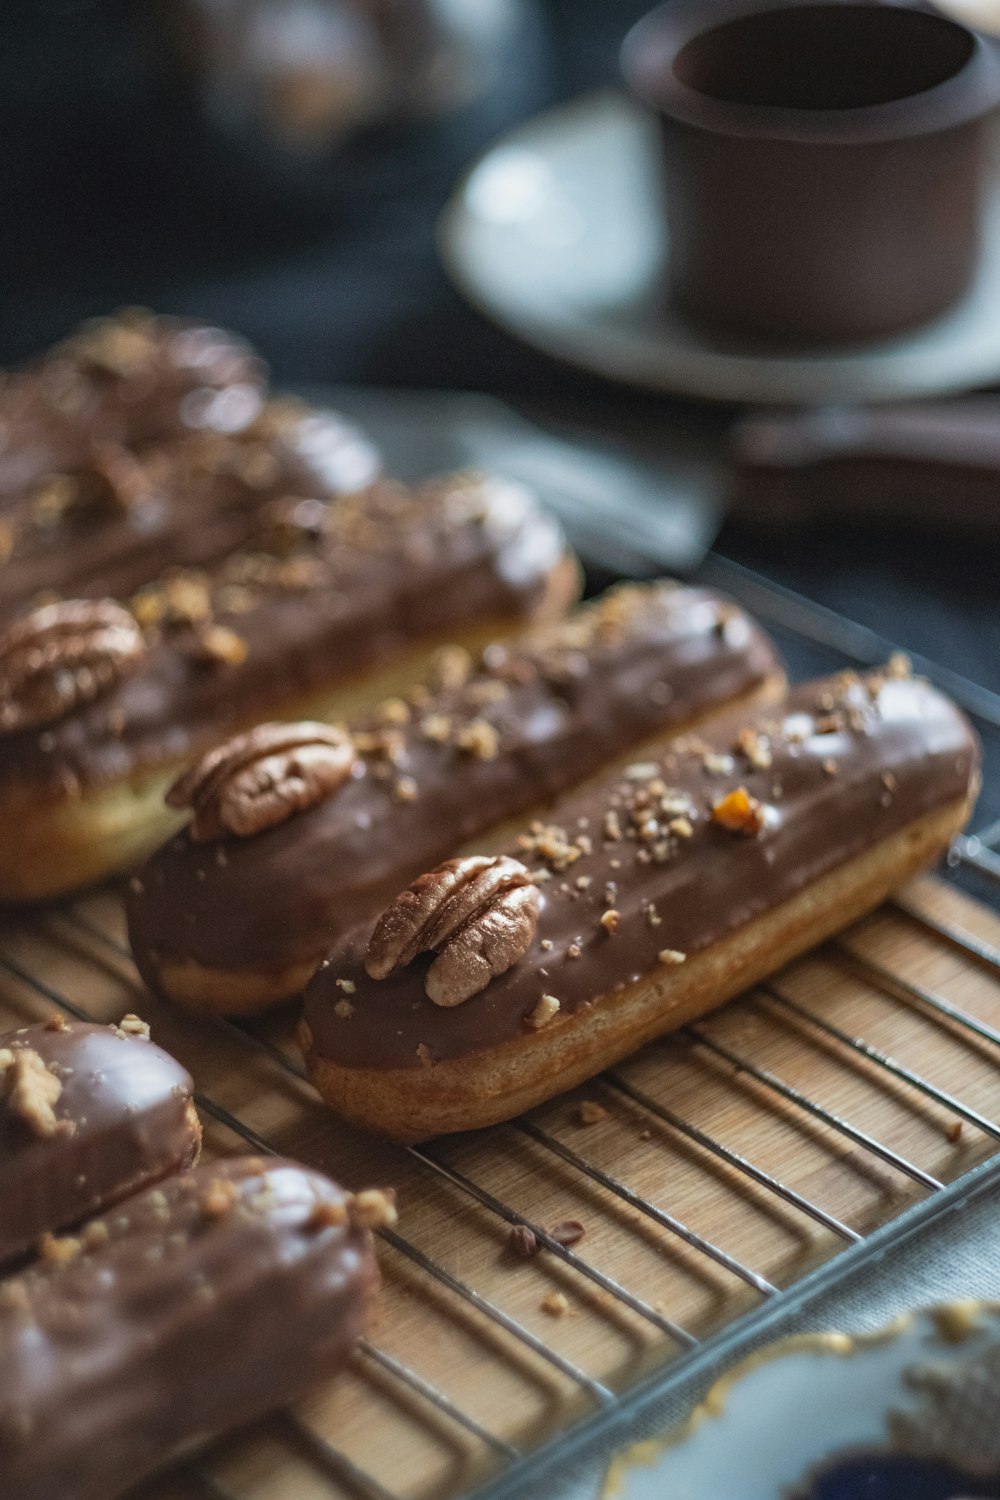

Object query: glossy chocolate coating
[731,400,1000,529]
[0,1019,199,1265]
[623,1,1000,344]
[0,1157,378,1500]
[0,312,268,500]
[304,670,978,1069]
[0,405,380,621]
[127,584,780,978]
[0,473,566,795]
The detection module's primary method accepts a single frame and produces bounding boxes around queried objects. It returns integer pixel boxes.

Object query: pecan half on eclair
[366,855,542,1007]
[0,600,145,734]
[166,722,359,842]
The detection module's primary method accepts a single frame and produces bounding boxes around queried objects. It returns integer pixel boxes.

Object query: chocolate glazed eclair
[300,664,980,1141]
[0,1158,392,1500]
[0,472,576,900]
[0,309,269,500]
[0,400,380,621]
[0,1015,201,1266]
[127,582,784,1014]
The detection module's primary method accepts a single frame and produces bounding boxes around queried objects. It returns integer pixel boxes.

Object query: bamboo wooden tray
[1,871,998,1500]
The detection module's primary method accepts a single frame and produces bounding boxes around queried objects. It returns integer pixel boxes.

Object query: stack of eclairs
[0,314,980,1494]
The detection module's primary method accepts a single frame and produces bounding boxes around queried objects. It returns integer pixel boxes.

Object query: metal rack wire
[1,554,998,1500]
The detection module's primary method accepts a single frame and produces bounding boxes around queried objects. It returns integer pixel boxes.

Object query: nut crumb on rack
[577,1100,608,1125]
[549,1219,586,1248]
[541,1292,570,1317]
[508,1224,539,1258]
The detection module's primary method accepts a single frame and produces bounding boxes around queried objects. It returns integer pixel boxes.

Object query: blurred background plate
[602,1303,1000,1500]
[440,90,1000,406]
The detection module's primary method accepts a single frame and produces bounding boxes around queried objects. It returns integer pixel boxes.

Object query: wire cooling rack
[0,551,997,1500]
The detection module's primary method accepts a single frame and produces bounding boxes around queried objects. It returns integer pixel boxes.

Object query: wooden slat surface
[0,874,998,1500]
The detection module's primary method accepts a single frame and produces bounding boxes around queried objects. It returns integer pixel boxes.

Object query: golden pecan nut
[365,855,541,1007]
[0,599,145,734]
[167,721,358,841]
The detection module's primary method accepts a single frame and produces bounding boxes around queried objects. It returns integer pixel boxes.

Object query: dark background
[0,0,996,738]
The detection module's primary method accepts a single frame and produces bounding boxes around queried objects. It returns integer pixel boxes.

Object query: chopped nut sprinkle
[658,949,687,966]
[526,994,561,1029]
[348,1188,398,1231]
[456,718,500,759]
[4,1049,64,1138]
[81,1221,110,1250]
[420,713,452,744]
[736,727,773,769]
[199,1179,239,1219]
[193,623,248,668]
[711,786,766,836]
[117,1014,150,1039]
[624,762,660,782]
[577,1100,608,1125]
[600,909,621,934]
[38,1232,82,1265]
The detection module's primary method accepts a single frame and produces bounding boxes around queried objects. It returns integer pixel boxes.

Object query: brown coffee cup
[622,0,1000,345]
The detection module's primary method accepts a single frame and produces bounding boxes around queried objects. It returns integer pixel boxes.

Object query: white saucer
[439,90,1000,405]
[603,1302,1000,1499]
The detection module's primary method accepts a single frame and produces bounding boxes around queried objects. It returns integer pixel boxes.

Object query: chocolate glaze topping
[0,472,566,794]
[0,1157,380,1500]
[0,402,380,621]
[0,1018,200,1265]
[303,667,978,1070]
[127,584,780,976]
[0,311,269,502]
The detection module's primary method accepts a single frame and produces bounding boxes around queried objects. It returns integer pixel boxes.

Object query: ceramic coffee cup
[622,0,1000,345]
